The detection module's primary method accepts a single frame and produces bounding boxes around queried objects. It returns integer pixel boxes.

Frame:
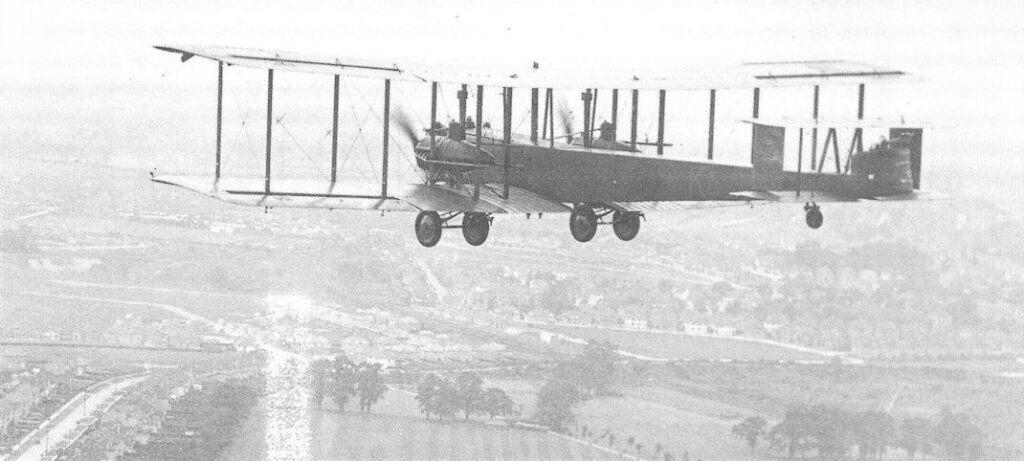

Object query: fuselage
[419,131,913,204]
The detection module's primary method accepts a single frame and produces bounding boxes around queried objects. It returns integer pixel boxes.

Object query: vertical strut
[611,89,618,140]
[657,89,666,156]
[797,127,804,195]
[475,85,483,151]
[707,89,716,160]
[503,87,512,200]
[548,89,555,148]
[429,81,438,158]
[590,89,599,136]
[750,87,759,164]
[264,69,273,194]
[856,83,865,153]
[215,62,223,182]
[541,88,550,139]
[530,88,539,144]
[581,89,592,147]
[630,89,638,149]
[458,84,468,127]
[382,79,391,197]
[330,74,339,184]
[810,85,819,169]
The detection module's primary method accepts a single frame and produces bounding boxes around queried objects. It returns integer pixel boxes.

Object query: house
[0,383,39,436]
[621,307,649,329]
[683,323,708,335]
[524,308,555,324]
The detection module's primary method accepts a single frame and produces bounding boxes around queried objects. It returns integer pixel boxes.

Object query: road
[11,374,148,461]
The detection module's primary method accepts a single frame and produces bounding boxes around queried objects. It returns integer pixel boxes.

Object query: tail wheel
[805,205,823,229]
[569,205,598,242]
[612,211,641,241]
[415,211,442,247]
[462,213,490,246]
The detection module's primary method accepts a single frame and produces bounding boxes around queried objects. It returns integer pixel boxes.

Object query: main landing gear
[804,203,823,229]
[569,204,643,243]
[414,211,492,247]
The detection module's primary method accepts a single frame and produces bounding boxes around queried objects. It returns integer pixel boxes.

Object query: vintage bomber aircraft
[152,45,931,247]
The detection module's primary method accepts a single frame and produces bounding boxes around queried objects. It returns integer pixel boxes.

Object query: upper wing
[155,44,910,91]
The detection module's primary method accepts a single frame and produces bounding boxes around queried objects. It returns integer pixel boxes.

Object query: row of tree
[732,405,984,460]
[310,354,388,413]
[414,372,516,421]
[535,340,618,431]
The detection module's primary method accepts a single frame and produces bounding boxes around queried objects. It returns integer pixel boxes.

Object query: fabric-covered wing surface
[151,176,569,214]
[155,44,909,91]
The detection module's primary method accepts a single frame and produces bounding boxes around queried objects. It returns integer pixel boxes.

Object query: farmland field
[534,324,826,361]
[220,384,625,461]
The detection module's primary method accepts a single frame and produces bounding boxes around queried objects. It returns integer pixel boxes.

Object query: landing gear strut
[415,211,492,247]
[569,205,643,243]
[612,210,641,241]
[804,203,823,229]
[569,205,598,242]
[415,211,443,247]
[461,213,491,246]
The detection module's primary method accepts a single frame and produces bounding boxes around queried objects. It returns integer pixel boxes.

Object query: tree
[732,416,768,454]
[534,378,581,431]
[416,374,444,419]
[852,411,895,459]
[577,340,618,395]
[898,417,932,459]
[454,372,484,420]
[933,407,984,461]
[482,387,515,420]
[309,359,331,409]
[331,355,358,411]
[355,363,388,413]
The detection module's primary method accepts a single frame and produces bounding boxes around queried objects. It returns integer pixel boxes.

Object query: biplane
[153,45,931,247]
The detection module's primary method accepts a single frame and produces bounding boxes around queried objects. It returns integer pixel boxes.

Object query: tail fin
[890,128,923,189]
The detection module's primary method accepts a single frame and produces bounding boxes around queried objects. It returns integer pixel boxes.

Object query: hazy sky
[2,0,1022,199]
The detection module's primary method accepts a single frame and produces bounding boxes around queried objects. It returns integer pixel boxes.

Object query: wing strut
[750,87,760,165]
[797,127,804,196]
[547,88,555,148]
[502,86,513,199]
[264,69,274,194]
[707,89,716,160]
[215,62,224,183]
[429,81,438,160]
[810,85,820,168]
[458,84,468,128]
[382,79,391,197]
[475,85,483,152]
[656,89,666,155]
[530,88,539,144]
[581,89,592,147]
[610,89,618,141]
[330,74,340,184]
[630,89,638,149]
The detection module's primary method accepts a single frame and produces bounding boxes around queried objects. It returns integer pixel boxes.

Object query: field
[535,324,825,361]
[219,387,625,461]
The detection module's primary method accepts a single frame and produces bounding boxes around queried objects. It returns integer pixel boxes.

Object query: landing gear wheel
[462,213,490,246]
[612,211,641,241]
[415,211,442,247]
[569,205,598,243]
[804,205,823,229]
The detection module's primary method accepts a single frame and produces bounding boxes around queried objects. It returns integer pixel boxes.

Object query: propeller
[391,106,421,151]
[558,104,574,143]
